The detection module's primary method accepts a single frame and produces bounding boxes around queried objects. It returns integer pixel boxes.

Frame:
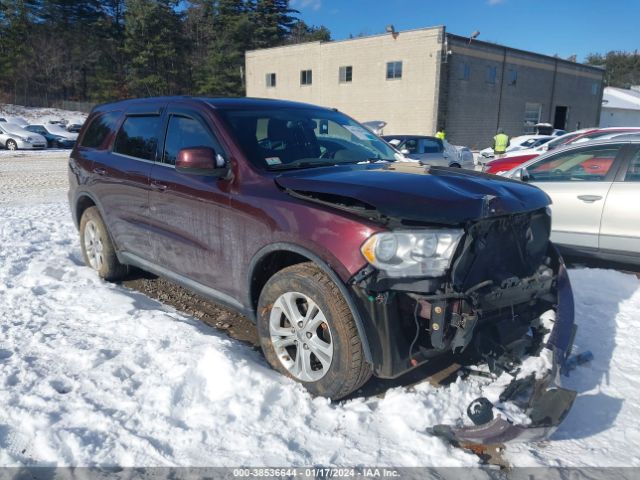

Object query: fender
[248,242,373,364]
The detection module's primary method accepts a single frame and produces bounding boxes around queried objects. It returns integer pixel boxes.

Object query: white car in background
[503,138,640,265]
[0,122,47,150]
[479,134,553,160]
[382,135,475,169]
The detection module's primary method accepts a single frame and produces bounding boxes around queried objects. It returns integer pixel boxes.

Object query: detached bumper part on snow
[432,261,577,445]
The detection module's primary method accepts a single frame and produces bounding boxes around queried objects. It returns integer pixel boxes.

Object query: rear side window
[81,111,121,149]
[113,115,160,161]
[163,115,218,165]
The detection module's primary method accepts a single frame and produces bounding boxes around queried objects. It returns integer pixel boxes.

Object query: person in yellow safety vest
[493,128,510,158]
[435,128,446,140]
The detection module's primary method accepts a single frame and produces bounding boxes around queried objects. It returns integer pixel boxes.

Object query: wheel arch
[248,242,373,364]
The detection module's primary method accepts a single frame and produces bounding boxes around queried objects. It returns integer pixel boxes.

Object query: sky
[290,0,640,62]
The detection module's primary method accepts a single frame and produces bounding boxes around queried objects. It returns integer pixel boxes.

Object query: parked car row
[0,117,82,150]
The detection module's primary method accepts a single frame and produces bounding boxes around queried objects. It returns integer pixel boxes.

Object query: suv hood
[275,162,550,225]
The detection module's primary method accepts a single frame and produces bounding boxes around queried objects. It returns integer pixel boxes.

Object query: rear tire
[257,262,372,399]
[6,139,17,151]
[79,207,128,281]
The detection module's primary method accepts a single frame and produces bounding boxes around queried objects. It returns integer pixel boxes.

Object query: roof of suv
[93,96,330,113]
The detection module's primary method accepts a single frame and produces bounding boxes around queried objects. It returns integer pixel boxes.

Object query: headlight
[360,229,464,278]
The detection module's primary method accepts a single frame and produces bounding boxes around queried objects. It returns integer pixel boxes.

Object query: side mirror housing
[176,147,228,177]
[513,167,530,182]
[400,148,410,155]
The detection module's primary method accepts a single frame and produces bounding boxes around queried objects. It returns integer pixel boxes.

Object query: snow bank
[0,203,481,467]
[0,104,87,126]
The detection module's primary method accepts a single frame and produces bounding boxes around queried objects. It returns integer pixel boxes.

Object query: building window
[266,73,276,88]
[486,65,497,85]
[459,62,470,81]
[300,69,312,85]
[592,82,600,95]
[523,102,542,134]
[386,61,402,80]
[339,65,353,83]
[508,68,517,86]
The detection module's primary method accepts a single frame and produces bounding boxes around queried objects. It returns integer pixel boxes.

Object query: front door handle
[151,181,167,192]
[93,167,106,175]
[577,195,603,203]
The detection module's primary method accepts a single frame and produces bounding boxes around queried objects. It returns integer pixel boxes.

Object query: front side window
[218,107,398,170]
[339,65,352,83]
[300,69,312,85]
[418,138,443,154]
[81,111,122,149]
[386,61,402,80]
[266,73,276,88]
[113,115,160,161]
[527,146,620,182]
[163,115,217,165]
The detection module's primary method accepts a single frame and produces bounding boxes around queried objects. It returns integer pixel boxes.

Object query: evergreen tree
[195,0,253,96]
[123,0,187,96]
[253,0,297,49]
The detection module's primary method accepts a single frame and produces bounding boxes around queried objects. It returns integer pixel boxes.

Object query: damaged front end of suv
[280,164,577,444]
[352,207,576,444]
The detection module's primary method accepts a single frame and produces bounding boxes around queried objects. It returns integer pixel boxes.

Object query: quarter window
[113,115,160,161]
[624,150,640,182]
[300,69,312,85]
[339,65,353,83]
[527,146,620,182]
[81,111,121,149]
[266,73,276,88]
[386,61,402,80]
[163,115,217,166]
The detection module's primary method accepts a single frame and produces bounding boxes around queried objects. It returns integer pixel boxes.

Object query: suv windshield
[218,108,397,170]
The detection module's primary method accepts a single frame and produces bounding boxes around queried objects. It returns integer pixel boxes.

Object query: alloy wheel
[83,220,104,270]
[269,291,333,382]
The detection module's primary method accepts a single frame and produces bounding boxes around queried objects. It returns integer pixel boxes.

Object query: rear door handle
[93,167,106,175]
[577,195,603,203]
[151,181,167,192]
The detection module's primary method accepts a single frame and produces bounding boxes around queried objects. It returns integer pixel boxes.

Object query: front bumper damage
[431,260,576,445]
[350,244,577,444]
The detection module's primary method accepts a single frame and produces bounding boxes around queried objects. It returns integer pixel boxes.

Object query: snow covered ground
[1,152,640,467]
[0,103,87,125]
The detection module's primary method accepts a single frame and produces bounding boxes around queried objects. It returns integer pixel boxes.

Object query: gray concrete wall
[442,35,605,149]
[245,27,445,135]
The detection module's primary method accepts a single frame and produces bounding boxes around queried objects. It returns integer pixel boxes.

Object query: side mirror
[513,167,530,182]
[400,148,410,155]
[176,147,228,177]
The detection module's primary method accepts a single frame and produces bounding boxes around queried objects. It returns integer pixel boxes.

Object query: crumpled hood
[275,162,551,225]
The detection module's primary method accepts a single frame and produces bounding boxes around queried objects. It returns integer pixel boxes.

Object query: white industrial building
[600,86,640,127]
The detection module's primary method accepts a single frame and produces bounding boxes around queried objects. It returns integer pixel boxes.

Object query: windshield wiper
[267,159,340,170]
[267,157,394,171]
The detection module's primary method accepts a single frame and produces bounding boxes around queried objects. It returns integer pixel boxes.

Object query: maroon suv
[69,97,576,443]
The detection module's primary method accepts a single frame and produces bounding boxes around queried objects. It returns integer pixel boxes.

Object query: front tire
[6,139,17,151]
[79,207,128,281]
[257,262,372,399]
